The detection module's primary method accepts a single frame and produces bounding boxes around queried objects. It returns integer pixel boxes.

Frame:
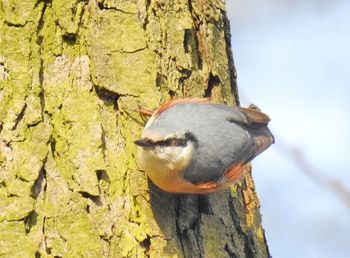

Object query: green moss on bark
[0,0,269,257]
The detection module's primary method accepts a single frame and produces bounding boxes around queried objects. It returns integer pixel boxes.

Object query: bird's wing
[211,104,271,125]
[213,104,274,158]
[193,104,274,188]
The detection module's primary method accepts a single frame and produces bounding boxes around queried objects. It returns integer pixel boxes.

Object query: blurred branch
[240,92,350,209]
[276,139,350,209]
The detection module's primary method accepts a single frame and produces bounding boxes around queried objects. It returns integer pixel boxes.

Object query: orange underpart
[194,183,219,192]
[195,162,248,192]
[222,161,246,183]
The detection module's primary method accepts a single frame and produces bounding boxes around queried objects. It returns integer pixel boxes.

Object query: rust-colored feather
[220,162,248,183]
[146,98,209,127]
[253,135,275,157]
[194,162,248,192]
[238,107,271,125]
[194,182,219,192]
[154,98,209,117]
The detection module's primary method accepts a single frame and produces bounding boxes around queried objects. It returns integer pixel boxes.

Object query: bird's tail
[249,124,275,159]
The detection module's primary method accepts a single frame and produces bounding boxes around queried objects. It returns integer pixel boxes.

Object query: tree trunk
[0,0,270,257]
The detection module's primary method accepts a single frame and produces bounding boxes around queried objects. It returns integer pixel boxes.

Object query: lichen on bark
[0,0,270,257]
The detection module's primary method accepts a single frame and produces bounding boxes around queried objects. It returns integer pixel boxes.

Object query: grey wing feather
[182,103,273,184]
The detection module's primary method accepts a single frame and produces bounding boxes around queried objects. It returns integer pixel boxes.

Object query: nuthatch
[134,98,274,194]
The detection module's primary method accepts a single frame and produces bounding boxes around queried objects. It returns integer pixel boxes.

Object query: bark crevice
[0,1,270,256]
[36,2,48,120]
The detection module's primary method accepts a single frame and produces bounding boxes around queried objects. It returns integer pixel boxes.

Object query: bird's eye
[156,138,187,147]
[170,139,177,145]
[170,138,186,146]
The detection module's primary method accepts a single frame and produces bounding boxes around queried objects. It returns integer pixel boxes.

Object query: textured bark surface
[0,0,270,257]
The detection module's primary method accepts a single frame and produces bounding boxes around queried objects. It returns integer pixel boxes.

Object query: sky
[226,1,350,257]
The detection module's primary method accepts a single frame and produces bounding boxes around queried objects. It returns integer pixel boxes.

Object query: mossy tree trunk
[0,0,270,257]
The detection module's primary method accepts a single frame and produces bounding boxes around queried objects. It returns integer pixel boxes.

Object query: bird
[134,98,274,194]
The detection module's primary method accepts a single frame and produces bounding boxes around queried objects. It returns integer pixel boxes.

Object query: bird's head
[134,129,197,173]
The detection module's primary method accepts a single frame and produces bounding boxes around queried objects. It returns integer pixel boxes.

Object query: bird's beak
[134,139,156,148]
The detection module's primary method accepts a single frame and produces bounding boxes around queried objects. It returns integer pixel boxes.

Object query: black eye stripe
[148,132,197,148]
[156,138,187,147]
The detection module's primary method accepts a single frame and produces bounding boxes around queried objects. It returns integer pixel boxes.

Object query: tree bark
[0,0,270,257]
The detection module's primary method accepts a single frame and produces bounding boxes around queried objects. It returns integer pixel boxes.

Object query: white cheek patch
[157,146,184,170]
[137,143,195,192]
[161,144,193,171]
[140,143,193,172]
[155,146,187,162]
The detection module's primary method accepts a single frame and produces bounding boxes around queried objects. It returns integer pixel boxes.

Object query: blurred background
[227,1,350,257]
